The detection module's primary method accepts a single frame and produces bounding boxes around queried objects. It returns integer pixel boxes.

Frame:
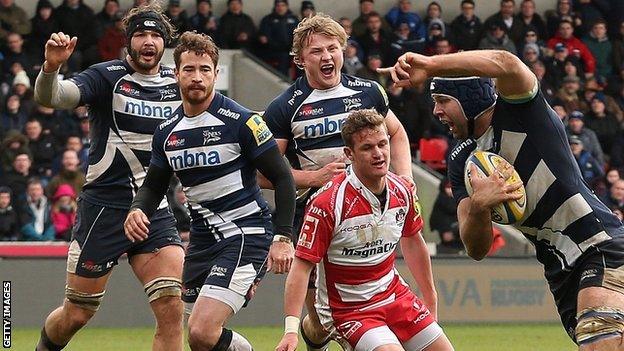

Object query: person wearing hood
[50,183,77,241]
[478,20,517,55]
[0,0,31,41]
[450,0,483,51]
[28,0,59,62]
[258,0,299,76]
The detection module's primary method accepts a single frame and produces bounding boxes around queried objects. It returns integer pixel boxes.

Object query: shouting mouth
[320,63,335,77]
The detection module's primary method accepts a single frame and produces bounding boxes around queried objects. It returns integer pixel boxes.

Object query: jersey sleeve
[448,150,469,205]
[372,81,390,117]
[402,189,424,237]
[295,201,334,264]
[239,113,278,160]
[68,65,109,106]
[264,97,293,140]
[150,127,171,170]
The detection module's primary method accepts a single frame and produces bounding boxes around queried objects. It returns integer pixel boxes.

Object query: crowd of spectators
[0,0,623,245]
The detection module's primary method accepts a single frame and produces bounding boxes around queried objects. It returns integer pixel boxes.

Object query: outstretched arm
[381,50,536,99]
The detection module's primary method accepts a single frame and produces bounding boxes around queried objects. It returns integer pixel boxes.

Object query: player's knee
[575,307,624,348]
[188,321,222,349]
[303,314,329,340]
[63,302,96,329]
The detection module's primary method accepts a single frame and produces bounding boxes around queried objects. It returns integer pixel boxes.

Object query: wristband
[273,234,293,244]
[284,315,300,334]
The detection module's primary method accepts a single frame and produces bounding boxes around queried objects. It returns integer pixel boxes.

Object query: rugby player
[383,50,624,350]
[124,32,296,351]
[275,109,453,351]
[263,14,414,350]
[34,5,185,351]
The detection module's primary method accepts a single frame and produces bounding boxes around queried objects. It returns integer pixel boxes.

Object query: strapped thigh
[575,307,624,345]
[65,286,105,312]
[144,276,182,303]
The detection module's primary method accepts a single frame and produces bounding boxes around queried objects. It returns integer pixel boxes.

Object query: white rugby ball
[464,151,526,224]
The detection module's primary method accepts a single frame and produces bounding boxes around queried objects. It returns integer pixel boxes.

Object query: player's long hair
[291,13,348,68]
[173,32,219,69]
[121,2,177,45]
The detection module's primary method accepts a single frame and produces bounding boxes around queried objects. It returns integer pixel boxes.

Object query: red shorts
[328,287,440,350]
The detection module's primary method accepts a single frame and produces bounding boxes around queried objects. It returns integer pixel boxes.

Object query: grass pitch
[10,323,576,350]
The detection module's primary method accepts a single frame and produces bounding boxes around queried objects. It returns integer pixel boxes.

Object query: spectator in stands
[594,168,621,199]
[19,177,54,241]
[531,60,556,103]
[258,0,299,76]
[0,186,18,241]
[478,20,517,55]
[12,70,36,115]
[601,179,624,210]
[54,134,87,174]
[484,0,523,46]
[97,11,125,61]
[580,77,623,122]
[394,21,425,55]
[545,43,570,88]
[430,177,463,254]
[189,0,217,38]
[78,114,90,150]
[518,26,546,57]
[566,110,605,165]
[55,0,98,71]
[95,0,120,40]
[3,151,34,199]
[583,19,614,81]
[0,0,31,42]
[563,56,585,83]
[612,206,624,221]
[557,75,582,114]
[1,95,27,133]
[423,20,445,55]
[352,0,391,38]
[25,119,58,179]
[522,43,540,65]
[433,37,454,56]
[553,101,568,122]
[585,94,621,153]
[31,105,78,145]
[343,40,363,76]
[28,0,58,63]
[339,17,364,61]
[300,1,315,19]
[357,11,398,66]
[569,135,604,186]
[388,81,436,147]
[355,53,387,86]
[47,149,85,198]
[50,183,77,241]
[449,0,482,52]
[545,0,582,38]
[2,33,34,80]
[548,19,596,76]
[424,1,451,43]
[385,0,426,41]
[218,0,256,50]
[573,0,608,36]
[516,0,547,45]
[165,0,189,45]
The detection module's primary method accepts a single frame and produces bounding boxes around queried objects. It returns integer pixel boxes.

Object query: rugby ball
[464,151,526,224]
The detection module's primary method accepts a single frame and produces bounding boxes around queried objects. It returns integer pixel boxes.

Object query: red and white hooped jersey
[295,168,423,321]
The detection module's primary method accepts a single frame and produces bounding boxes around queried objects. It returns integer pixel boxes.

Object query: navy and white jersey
[448,89,624,279]
[264,74,389,171]
[151,93,276,244]
[69,59,181,209]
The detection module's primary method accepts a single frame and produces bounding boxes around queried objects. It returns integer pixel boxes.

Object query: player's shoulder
[342,74,388,104]
[159,65,175,79]
[85,59,128,78]
[387,172,412,197]
[307,172,348,212]
[211,93,260,129]
[449,138,476,164]
[267,77,311,114]
[155,107,184,134]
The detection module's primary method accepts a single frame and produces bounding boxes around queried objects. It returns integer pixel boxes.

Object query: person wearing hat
[569,134,604,185]
[189,0,218,38]
[218,0,257,50]
[300,0,315,20]
[478,19,517,55]
[257,0,299,76]
[556,74,582,114]
[382,48,624,349]
[449,0,482,51]
[34,4,185,350]
[0,186,19,241]
[566,110,605,166]
[50,183,77,241]
[586,93,621,153]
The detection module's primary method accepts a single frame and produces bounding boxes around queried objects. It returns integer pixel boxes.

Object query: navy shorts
[182,233,271,313]
[67,198,182,278]
[548,237,624,342]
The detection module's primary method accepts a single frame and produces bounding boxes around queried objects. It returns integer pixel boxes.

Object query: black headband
[126,12,169,44]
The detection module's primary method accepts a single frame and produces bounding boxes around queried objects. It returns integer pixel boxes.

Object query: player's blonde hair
[341,109,387,148]
[173,32,219,68]
[290,13,348,66]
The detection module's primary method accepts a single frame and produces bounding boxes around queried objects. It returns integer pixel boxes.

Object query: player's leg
[130,246,185,351]
[576,287,624,351]
[302,288,332,351]
[187,296,252,351]
[129,208,185,351]
[36,272,110,351]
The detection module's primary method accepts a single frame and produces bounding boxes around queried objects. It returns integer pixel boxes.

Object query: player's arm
[275,257,315,351]
[401,232,438,320]
[34,32,81,109]
[125,164,173,243]
[384,50,536,99]
[385,110,413,181]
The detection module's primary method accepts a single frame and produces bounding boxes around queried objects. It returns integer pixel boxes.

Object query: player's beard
[128,46,164,72]
[182,82,214,105]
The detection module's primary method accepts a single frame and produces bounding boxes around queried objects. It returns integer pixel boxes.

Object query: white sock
[228,331,253,351]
